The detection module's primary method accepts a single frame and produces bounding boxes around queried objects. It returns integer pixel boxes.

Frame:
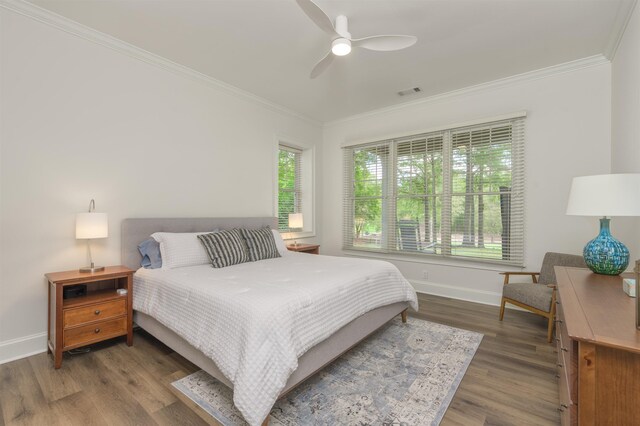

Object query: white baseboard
[0,332,47,365]
[409,279,528,311]
[409,279,503,306]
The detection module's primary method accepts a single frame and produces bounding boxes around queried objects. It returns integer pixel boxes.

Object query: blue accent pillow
[138,238,162,269]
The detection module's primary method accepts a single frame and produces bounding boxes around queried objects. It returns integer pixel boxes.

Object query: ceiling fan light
[331,38,351,56]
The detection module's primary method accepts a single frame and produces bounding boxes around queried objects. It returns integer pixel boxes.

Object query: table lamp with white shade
[288,213,303,247]
[566,173,640,275]
[76,199,108,273]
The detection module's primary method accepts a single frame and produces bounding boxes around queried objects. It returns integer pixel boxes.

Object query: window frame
[277,144,302,232]
[342,115,525,266]
[275,138,315,240]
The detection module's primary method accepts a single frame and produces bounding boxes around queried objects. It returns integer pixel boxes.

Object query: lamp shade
[288,213,303,229]
[76,212,108,239]
[566,173,640,217]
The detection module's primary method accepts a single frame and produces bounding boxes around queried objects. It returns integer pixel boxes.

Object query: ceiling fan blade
[310,50,334,79]
[295,0,339,37]
[351,35,417,51]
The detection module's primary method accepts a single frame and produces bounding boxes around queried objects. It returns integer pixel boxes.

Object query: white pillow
[151,231,217,269]
[271,229,290,257]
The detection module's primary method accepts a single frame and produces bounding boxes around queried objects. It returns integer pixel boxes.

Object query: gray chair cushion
[503,282,554,313]
[538,252,587,285]
[502,251,586,313]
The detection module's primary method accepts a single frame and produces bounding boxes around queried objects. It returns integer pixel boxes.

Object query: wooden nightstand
[45,265,134,369]
[287,244,320,254]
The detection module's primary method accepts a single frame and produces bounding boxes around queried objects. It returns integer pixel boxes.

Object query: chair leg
[547,313,555,343]
[401,309,407,323]
[499,297,506,321]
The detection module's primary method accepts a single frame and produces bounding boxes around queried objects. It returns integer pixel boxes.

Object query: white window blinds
[343,116,525,265]
[278,144,302,231]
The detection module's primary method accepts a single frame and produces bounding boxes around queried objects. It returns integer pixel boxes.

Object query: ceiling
[27,0,635,122]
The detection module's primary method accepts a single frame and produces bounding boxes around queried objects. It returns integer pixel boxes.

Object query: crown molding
[324,54,610,128]
[0,0,321,127]
[604,0,637,60]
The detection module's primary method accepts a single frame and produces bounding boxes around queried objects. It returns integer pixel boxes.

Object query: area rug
[172,317,483,426]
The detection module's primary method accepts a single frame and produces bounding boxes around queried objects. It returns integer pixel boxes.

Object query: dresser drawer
[64,317,127,349]
[558,358,576,426]
[64,298,126,328]
[556,300,577,403]
[559,400,576,426]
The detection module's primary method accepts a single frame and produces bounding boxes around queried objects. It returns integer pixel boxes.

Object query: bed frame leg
[262,416,270,426]
[401,309,407,323]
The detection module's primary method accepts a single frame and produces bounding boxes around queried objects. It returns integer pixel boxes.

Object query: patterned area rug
[172,317,483,426]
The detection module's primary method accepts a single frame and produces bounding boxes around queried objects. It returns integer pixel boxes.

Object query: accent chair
[499,252,587,342]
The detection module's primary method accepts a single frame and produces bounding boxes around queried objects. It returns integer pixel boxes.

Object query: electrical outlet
[422,270,429,280]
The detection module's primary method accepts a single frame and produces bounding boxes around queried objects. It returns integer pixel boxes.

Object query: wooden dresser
[555,266,640,425]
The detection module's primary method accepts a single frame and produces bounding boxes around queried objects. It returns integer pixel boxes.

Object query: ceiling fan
[295,0,418,78]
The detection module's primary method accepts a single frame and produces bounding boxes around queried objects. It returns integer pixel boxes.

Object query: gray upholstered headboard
[121,217,278,270]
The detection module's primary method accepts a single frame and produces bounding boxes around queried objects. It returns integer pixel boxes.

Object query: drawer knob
[561,404,569,409]
[561,347,568,352]
[95,310,101,315]
[555,373,561,379]
[555,338,560,343]
[94,328,100,334]
[557,363,563,368]
[557,407,565,413]
[555,319,563,324]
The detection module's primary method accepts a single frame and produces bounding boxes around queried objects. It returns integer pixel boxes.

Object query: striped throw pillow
[198,229,249,268]
[239,227,281,262]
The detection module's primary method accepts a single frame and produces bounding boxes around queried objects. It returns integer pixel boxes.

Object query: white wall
[0,9,322,362]
[322,63,612,304]
[612,3,640,259]
[612,4,640,174]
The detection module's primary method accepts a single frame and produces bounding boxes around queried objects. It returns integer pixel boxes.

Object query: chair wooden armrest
[500,271,540,284]
[546,284,556,289]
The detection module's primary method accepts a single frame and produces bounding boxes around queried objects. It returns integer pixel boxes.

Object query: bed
[122,217,418,426]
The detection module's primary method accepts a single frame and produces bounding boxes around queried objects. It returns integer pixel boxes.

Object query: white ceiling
[27,0,635,122]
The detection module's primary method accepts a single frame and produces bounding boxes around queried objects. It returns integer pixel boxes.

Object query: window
[278,144,302,231]
[343,116,525,265]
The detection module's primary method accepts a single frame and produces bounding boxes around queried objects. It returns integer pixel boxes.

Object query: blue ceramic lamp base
[583,217,629,275]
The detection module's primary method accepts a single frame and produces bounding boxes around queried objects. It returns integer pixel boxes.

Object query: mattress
[133,252,418,426]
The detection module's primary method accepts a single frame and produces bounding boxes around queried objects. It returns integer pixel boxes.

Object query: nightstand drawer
[64,299,126,328]
[64,317,127,349]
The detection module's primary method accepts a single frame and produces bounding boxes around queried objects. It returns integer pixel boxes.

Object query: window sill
[341,248,525,272]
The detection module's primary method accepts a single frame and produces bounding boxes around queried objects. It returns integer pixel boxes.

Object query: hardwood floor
[0,293,560,425]
[417,293,560,426]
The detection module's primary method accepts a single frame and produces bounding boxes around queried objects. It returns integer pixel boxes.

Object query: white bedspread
[133,253,418,425]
